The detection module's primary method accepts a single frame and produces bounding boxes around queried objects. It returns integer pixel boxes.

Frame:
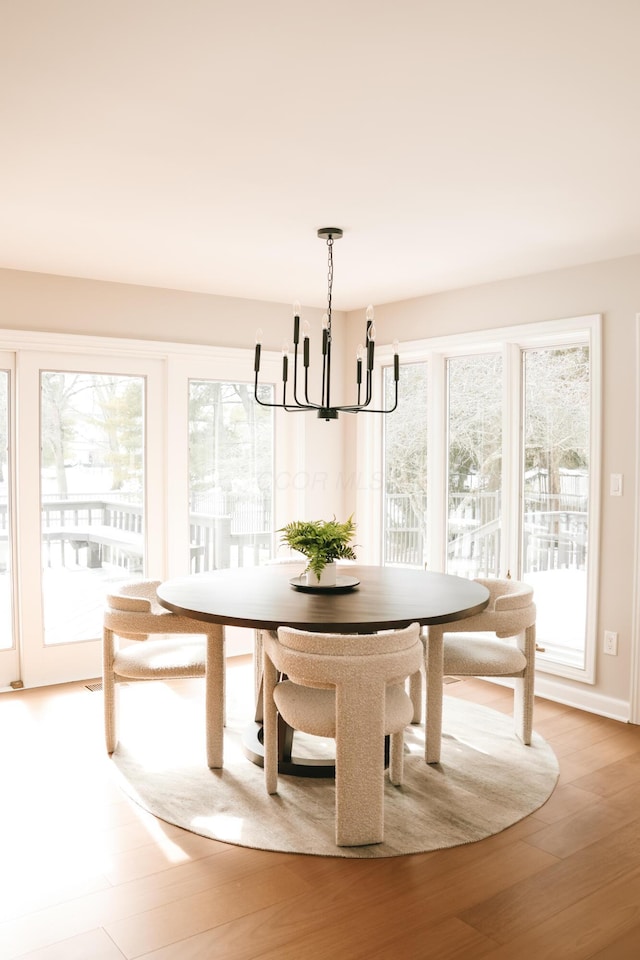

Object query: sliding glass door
[521,345,591,669]
[379,317,600,681]
[17,352,163,688]
[0,358,18,689]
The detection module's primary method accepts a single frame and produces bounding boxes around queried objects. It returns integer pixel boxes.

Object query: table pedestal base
[242,718,390,779]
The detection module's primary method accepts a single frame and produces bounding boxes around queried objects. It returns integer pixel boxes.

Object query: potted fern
[279,516,357,586]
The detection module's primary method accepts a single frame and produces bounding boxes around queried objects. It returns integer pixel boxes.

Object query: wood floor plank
[0,848,295,960]
[459,818,640,944]
[554,730,640,783]
[475,866,640,959]
[586,922,640,958]
[522,796,638,858]
[11,927,127,960]
[529,782,595,825]
[571,751,640,797]
[105,861,313,957]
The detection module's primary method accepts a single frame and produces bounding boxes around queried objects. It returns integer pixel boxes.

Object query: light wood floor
[2,658,640,960]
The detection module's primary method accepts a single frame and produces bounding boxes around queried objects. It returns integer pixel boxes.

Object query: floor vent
[85,681,103,692]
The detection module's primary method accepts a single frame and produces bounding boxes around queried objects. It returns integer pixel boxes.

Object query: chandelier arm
[254,370,317,412]
[255,392,323,414]
[292,344,306,407]
[303,364,324,409]
[360,368,374,407]
[337,380,398,413]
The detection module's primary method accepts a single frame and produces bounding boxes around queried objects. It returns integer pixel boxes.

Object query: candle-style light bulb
[321,313,329,355]
[356,344,364,361]
[254,329,263,373]
[292,300,301,318]
[366,304,375,322]
[303,321,310,367]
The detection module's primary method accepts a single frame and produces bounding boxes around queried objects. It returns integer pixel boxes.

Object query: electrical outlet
[604,631,618,655]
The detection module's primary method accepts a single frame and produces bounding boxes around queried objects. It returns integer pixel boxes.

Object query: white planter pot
[305,561,337,588]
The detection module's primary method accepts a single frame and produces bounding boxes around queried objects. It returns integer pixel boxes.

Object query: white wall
[343,254,640,717]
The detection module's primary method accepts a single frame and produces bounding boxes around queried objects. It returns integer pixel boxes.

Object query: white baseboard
[533,674,631,723]
[478,674,631,723]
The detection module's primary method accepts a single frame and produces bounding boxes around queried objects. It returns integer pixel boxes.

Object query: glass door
[521,345,592,670]
[16,351,163,687]
[376,318,599,681]
[0,357,19,689]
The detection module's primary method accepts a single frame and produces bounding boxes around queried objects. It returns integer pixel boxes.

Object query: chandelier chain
[326,236,333,339]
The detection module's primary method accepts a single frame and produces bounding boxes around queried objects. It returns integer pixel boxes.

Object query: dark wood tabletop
[156,564,489,632]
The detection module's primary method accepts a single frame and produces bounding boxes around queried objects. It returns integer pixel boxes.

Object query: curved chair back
[423,577,536,764]
[443,577,535,636]
[103,579,225,768]
[263,623,422,845]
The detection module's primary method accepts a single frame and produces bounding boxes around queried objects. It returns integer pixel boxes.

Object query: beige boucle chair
[263,622,422,846]
[419,577,536,764]
[103,580,226,768]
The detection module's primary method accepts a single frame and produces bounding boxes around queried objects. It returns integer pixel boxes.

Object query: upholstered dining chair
[102,580,226,768]
[262,622,422,846]
[419,577,536,764]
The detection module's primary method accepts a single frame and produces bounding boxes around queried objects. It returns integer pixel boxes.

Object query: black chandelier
[253,228,399,421]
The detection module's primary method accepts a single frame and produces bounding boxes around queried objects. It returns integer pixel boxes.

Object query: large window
[383,362,428,566]
[447,353,503,579]
[521,346,591,668]
[379,316,600,681]
[188,380,273,569]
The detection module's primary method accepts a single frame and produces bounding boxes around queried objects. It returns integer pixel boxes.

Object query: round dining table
[157,564,489,775]
[156,564,489,632]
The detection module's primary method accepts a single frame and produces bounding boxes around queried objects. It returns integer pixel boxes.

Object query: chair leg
[425,624,444,764]
[335,684,386,846]
[254,629,264,706]
[263,643,279,795]
[389,730,405,786]
[409,669,423,724]
[514,625,535,745]
[205,625,225,769]
[102,627,118,754]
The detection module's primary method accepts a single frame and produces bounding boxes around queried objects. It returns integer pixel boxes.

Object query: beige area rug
[110,675,559,859]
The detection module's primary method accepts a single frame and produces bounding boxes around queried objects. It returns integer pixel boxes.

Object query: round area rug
[110,678,559,859]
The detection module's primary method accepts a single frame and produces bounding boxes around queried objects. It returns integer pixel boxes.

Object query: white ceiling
[1,1,640,311]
